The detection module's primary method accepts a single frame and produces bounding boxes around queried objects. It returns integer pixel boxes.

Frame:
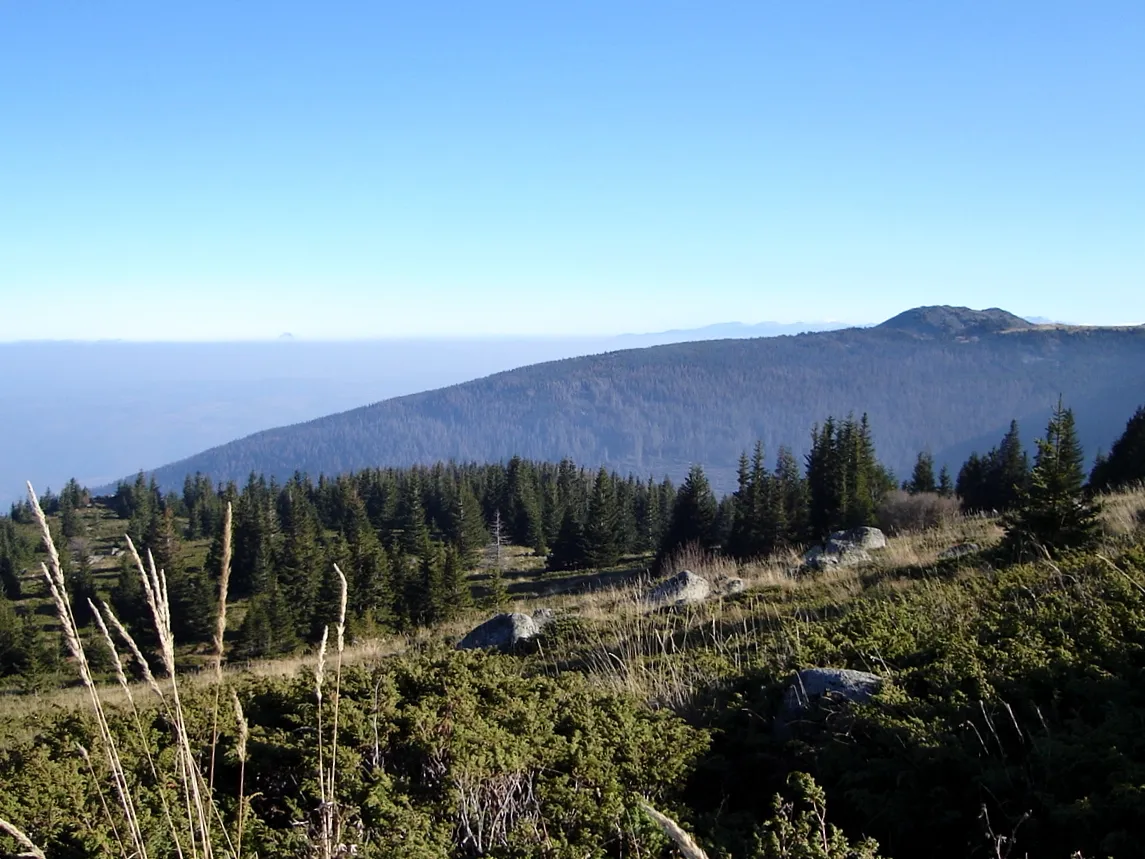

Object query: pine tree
[234,584,300,659]
[907,452,937,494]
[448,484,488,568]
[775,446,810,545]
[660,465,718,558]
[1089,404,1145,491]
[438,544,472,621]
[547,506,588,572]
[1003,400,1099,557]
[937,464,954,498]
[582,468,621,568]
[0,519,28,600]
[275,486,324,630]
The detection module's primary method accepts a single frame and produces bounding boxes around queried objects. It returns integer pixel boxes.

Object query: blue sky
[1,1,1142,340]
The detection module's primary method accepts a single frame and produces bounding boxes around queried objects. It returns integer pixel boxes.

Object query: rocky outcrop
[456,613,541,651]
[938,543,980,560]
[644,570,712,607]
[777,668,884,730]
[802,527,886,570]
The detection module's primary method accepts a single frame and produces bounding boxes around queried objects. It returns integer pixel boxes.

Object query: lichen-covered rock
[938,542,980,560]
[778,668,884,728]
[802,527,886,570]
[644,570,712,607]
[722,577,746,596]
[456,613,540,651]
[828,526,887,551]
[802,544,872,571]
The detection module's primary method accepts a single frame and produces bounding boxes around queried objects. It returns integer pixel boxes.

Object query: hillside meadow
[2,484,1145,858]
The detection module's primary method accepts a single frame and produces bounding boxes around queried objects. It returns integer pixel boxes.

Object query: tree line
[3,401,1144,675]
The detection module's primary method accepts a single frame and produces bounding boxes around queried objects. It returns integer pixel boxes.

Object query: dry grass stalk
[326,566,350,852]
[26,483,149,859]
[209,502,233,790]
[0,815,47,859]
[232,690,249,859]
[125,536,219,858]
[315,624,331,858]
[639,802,709,859]
[91,600,187,858]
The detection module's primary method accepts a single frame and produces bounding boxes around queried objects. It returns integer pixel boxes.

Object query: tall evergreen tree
[937,464,954,498]
[582,468,621,568]
[547,506,588,572]
[907,451,937,494]
[1089,404,1145,491]
[448,484,488,568]
[1004,400,1099,557]
[660,465,718,558]
[438,544,472,622]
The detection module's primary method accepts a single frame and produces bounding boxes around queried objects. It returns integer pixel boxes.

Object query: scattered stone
[721,577,746,596]
[456,613,540,651]
[938,543,980,560]
[644,570,712,607]
[778,668,884,728]
[110,547,122,558]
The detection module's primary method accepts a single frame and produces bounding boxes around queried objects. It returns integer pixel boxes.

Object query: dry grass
[2,485,358,859]
[1097,483,1145,541]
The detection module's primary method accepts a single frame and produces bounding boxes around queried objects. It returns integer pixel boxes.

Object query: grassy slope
[3,487,1145,858]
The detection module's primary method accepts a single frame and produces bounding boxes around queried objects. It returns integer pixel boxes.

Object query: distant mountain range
[119,307,1145,496]
[0,319,846,506]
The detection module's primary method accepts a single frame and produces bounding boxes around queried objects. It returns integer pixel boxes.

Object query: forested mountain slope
[135,307,1145,493]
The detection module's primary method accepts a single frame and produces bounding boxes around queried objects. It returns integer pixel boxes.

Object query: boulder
[802,544,872,571]
[802,527,886,571]
[645,570,712,607]
[828,526,887,551]
[778,668,884,727]
[456,613,540,651]
[938,543,980,560]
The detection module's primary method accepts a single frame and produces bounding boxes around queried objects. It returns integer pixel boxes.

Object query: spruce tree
[775,446,810,545]
[660,465,718,557]
[547,506,588,572]
[582,468,621,568]
[937,464,954,498]
[907,452,937,494]
[1089,404,1145,491]
[235,583,299,659]
[438,544,472,621]
[1004,400,1099,557]
[449,484,488,568]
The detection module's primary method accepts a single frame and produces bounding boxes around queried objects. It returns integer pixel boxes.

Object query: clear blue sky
[2,1,1142,340]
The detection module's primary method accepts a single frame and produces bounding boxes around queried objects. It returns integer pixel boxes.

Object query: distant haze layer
[2,321,845,505]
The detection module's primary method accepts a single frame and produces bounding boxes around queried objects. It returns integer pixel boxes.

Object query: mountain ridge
[114,306,1145,496]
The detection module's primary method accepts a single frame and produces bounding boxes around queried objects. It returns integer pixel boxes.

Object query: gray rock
[645,570,712,607]
[802,527,886,571]
[456,613,540,651]
[938,542,980,560]
[779,668,884,727]
[828,526,887,551]
[722,577,746,595]
[802,544,872,571]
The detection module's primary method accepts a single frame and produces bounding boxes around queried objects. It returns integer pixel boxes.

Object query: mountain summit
[876,306,1034,338]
